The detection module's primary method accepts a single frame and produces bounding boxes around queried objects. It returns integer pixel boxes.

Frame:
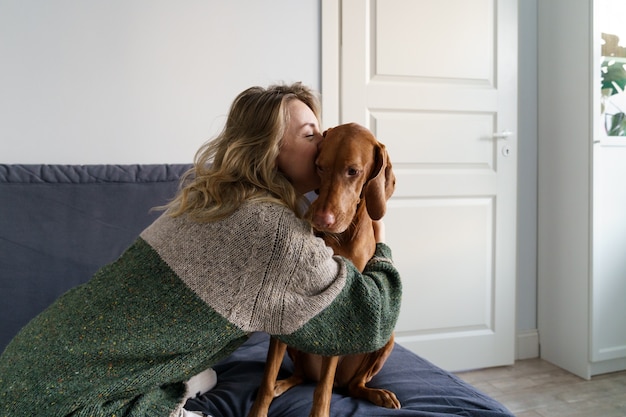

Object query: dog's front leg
[308,355,339,417]
[248,337,288,417]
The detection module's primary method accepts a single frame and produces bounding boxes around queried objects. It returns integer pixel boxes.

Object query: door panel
[323,0,517,371]
[391,198,494,333]
[376,0,494,82]
[374,112,497,168]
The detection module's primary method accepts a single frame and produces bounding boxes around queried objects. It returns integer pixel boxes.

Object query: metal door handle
[493,130,513,139]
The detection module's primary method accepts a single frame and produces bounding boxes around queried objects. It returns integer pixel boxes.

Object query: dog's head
[308,123,395,233]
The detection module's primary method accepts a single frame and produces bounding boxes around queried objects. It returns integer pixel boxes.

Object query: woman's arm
[275,237,402,356]
[204,202,403,355]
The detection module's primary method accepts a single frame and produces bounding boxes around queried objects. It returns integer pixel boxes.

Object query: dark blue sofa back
[0,164,191,352]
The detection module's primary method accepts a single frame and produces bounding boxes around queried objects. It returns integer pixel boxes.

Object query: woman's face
[277,99,323,195]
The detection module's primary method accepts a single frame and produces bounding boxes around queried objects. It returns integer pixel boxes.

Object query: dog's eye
[347,168,359,176]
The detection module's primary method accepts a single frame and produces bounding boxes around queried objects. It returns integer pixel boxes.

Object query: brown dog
[247,123,397,417]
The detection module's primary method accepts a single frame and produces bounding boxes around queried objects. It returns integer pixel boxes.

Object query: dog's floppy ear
[364,143,396,220]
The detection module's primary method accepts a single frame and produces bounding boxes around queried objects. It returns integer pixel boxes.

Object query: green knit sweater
[0,201,401,417]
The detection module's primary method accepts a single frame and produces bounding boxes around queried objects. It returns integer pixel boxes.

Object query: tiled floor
[455,358,626,417]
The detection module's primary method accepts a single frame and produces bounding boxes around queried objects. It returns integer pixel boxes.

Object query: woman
[0,83,402,417]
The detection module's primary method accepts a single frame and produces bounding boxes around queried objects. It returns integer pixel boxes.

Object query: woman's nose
[315,132,324,146]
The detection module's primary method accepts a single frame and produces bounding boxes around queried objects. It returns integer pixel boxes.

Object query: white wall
[0,0,320,164]
[0,0,539,344]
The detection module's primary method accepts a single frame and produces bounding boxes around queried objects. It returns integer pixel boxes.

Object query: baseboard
[516,329,539,360]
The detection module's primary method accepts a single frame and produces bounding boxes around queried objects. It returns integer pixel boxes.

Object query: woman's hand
[373,220,386,243]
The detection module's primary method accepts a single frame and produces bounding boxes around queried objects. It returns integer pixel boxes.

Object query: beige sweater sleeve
[141,201,348,334]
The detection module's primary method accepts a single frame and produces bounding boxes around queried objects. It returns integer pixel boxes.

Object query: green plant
[606,112,626,136]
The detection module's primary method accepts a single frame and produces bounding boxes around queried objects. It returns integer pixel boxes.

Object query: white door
[322,0,518,371]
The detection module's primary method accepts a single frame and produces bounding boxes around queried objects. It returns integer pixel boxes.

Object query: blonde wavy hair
[166,82,321,222]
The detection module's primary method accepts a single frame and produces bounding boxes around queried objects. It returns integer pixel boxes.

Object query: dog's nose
[313,211,336,230]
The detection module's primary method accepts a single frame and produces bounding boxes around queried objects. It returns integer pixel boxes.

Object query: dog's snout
[313,211,336,230]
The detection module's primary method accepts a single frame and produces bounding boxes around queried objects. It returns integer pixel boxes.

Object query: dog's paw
[369,388,401,409]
